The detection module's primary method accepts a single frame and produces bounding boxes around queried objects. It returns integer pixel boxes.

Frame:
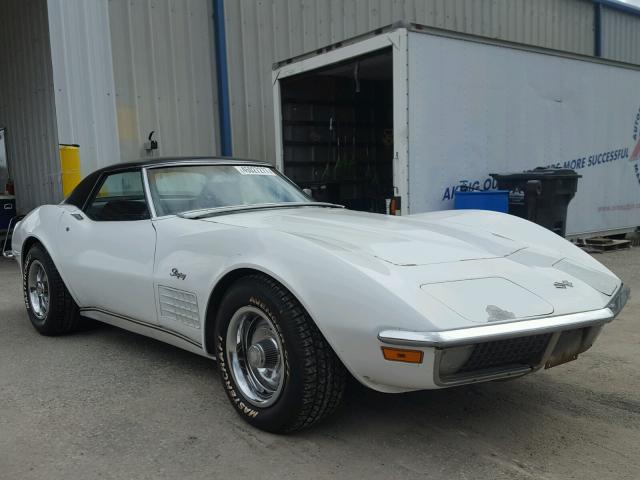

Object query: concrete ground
[1,249,639,480]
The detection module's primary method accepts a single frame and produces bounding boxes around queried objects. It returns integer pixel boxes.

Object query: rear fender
[13,205,78,298]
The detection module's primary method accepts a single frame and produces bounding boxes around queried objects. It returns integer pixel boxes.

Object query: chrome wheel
[27,260,50,320]
[226,306,285,407]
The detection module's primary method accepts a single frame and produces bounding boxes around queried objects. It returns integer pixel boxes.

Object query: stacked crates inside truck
[279,49,394,213]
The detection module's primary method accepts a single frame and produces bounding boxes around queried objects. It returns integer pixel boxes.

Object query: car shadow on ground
[74,319,549,434]
[6,308,640,480]
[12,308,638,438]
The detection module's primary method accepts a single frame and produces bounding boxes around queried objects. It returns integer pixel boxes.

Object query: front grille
[457,333,552,373]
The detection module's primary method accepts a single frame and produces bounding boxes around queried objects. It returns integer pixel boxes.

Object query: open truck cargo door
[272,24,640,237]
[273,28,409,216]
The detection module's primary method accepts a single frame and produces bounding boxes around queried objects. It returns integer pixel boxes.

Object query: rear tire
[23,245,81,336]
[214,274,346,433]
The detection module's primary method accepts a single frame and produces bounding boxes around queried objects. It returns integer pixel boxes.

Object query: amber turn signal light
[381,347,423,364]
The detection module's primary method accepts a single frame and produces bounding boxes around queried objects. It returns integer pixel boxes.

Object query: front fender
[152,217,448,392]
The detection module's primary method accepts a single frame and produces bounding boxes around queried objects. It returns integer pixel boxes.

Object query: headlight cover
[607,284,630,319]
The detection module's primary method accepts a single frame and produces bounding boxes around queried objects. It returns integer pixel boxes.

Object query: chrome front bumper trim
[378,308,614,348]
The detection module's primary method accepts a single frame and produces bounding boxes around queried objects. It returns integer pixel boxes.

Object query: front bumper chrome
[378,307,614,348]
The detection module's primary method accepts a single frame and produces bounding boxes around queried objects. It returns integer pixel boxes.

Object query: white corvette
[7,158,629,432]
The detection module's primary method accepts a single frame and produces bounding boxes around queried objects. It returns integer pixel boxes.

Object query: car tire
[214,273,346,433]
[23,244,81,336]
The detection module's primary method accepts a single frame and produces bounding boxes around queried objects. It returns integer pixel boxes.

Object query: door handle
[71,213,84,220]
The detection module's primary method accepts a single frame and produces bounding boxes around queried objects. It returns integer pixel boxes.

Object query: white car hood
[204,207,526,266]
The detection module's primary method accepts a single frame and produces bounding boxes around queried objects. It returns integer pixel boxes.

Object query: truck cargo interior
[279,48,393,213]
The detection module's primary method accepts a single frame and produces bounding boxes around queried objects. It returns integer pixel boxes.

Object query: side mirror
[302,188,313,198]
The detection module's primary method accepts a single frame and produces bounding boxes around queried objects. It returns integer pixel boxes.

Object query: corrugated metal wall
[48,0,121,176]
[223,0,596,163]
[108,0,220,162]
[602,7,640,65]
[0,0,61,212]
[2,0,639,213]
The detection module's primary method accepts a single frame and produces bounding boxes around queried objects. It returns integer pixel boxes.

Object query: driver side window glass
[86,171,150,221]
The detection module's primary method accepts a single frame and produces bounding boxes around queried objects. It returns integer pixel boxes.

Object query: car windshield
[147,164,311,217]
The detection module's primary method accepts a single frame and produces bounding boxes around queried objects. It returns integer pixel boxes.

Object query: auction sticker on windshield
[235,166,275,175]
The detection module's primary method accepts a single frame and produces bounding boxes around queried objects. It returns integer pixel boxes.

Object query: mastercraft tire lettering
[214,274,346,433]
[22,244,82,336]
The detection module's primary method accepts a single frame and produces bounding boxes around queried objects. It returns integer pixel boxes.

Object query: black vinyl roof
[97,156,269,173]
[64,156,270,209]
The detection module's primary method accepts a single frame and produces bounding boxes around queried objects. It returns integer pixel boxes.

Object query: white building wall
[108,0,220,162]
[0,0,61,212]
[47,0,121,176]
[602,6,640,65]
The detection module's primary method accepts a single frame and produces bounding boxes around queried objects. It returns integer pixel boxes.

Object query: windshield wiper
[178,202,344,219]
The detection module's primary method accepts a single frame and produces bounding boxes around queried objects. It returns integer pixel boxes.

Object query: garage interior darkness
[279,48,393,213]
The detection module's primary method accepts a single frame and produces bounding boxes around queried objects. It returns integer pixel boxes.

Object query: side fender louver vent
[158,286,200,329]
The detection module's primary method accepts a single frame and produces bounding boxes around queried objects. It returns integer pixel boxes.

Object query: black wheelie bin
[490,168,581,237]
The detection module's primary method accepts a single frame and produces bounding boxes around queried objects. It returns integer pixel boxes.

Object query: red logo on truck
[631,137,640,162]
[633,106,640,185]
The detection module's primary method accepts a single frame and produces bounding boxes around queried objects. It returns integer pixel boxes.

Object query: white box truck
[272,23,640,237]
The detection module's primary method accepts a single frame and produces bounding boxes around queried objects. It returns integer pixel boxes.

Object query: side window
[85,170,150,221]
